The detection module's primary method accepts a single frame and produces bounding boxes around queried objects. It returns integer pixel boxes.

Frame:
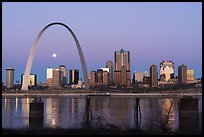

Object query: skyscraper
[21,74,37,86]
[59,65,68,86]
[106,60,114,84]
[102,71,109,85]
[187,68,194,81]
[178,65,187,84]
[6,68,14,89]
[114,49,131,86]
[69,69,79,84]
[52,69,62,87]
[95,69,103,84]
[160,61,174,81]
[121,66,127,86]
[46,68,62,88]
[150,65,158,87]
[89,71,96,87]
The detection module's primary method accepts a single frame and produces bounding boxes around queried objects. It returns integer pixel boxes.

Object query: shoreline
[2,88,202,98]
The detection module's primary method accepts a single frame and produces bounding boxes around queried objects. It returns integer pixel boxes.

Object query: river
[2,96,202,134]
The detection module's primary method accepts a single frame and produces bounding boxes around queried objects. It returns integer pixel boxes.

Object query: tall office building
[106,60,114,84]
[187,68,194,81]
[89,71,96,86]
[160,61,174,81]
[95,69,103,84]
[101,68,109,85]
[114,49,131,86]
[121,66,127,85]
[178,65,187,84]
[69,69,79,84]
[21,74,37,86]
[46,68,62,88]
[46,68,53,87]
[102,71,109,85]
[59,65,68,86]
[6,68,14,89]
[53,69,62,87]
[150,65,158,87]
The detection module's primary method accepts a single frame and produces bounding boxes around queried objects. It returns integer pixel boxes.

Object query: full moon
[52,53,56,58]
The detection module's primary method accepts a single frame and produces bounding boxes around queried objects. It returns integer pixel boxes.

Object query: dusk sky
[2,2,202,83]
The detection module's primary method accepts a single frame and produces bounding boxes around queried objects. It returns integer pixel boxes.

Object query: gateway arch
[21,22,90,91]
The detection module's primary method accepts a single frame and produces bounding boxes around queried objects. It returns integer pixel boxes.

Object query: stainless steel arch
[21,22,90,90]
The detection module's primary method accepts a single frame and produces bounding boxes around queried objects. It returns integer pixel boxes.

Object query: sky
[2,2,202,83]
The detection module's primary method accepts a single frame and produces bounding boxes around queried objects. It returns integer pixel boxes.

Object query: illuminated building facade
[160,61,174,81]
[21,74,37,86]
[69,69,79,84]
[187,68,194,81]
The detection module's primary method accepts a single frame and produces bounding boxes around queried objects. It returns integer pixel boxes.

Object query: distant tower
[106,60,114,84]
[160,61,174,81]
[69,69,79,84]
[178,64,187,84]
[6,68,14,89]
[59,65,68,86]
[150,65,158,87]
[114,49,131,86]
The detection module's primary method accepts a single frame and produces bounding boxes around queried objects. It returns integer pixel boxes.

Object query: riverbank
[2,87,202,98]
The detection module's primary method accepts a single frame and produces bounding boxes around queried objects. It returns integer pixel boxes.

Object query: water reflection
[134,98,141,129]
[83,97,92,127]
[29,98,44,128]
[2,96,202,134]
[179,98,200,134]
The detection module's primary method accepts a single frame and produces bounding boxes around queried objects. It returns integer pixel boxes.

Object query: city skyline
[2,2,202,83]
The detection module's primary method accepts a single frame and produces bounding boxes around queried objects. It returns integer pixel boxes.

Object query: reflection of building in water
[101,97,113,123]
[45,98,52,127]
[89,97,132,128]
[140,99,162,130]
[110,98,132,127]
[45,98,59,127]
[29,98,44,128]
[21,98,30,127]
[133,98,142,129]
[58,98,69,128]
[44,98,85,128]
[69,98,84,128]
[3,98,15,127]
[161,99,179,130]
[15,97,18,112]
[90,97,112,125]
[51,98,59,127]
[179,98,199,133]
